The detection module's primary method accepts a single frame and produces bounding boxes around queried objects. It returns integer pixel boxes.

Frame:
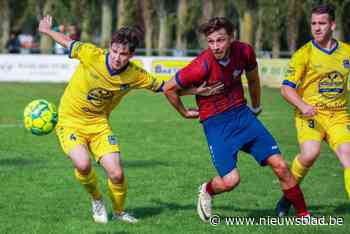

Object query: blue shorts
[202,105,281,177]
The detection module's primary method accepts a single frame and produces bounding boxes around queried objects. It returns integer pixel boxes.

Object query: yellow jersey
[58,41,164,129]
[283,40,350,114]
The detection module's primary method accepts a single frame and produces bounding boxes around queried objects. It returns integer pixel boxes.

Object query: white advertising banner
[0,54,287,87]
[0,54,79,82]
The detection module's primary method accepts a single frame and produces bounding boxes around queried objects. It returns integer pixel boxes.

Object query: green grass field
[0,83,349,234]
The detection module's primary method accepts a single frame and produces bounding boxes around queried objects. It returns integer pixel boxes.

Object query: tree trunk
[197,0,214,48]
[0,0,10,53]
[254,8,263,55]
[117,0,136,28]
[40,0,55,53]
[287,0,302,53]
[201,0,214,22]
[141,0,154,56]
[271,31,281,58]
[77,0,93,42]
[240,10,254,45]
[100,0,112,48]
[158,1,170,56]
[117,0,126,29]
[214,0,226,17]
[176,0,188,53]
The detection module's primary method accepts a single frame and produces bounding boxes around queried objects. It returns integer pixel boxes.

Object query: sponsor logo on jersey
[87,88,113,107]
[318,71,345,99]
[343,59,349,69]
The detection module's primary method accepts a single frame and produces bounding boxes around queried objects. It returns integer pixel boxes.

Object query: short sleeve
[133,66,164,92]
[68,41,101,63]
[175,55,209,89]
[282,49,307,88]
[244,44,258,72]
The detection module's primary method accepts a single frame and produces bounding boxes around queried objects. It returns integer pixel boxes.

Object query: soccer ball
[24,99,58,136]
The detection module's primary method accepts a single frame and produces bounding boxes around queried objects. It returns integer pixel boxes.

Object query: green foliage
[2,0,350,53]
[0,83,349,233]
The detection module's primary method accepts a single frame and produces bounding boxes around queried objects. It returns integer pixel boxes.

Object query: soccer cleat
[91,199,108,224]
[197,183,212,222]
[112,212,138,224]
[275,196,292,217]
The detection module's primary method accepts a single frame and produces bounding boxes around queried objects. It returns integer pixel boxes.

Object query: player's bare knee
[300,149,320,167]
[75,161,91,175]
[337,144,350,157]
[299,155,317,168]
[272,160,289,178]
[108,170,124,184]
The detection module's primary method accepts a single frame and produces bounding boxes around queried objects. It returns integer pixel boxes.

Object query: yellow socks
[344,168,350,199]
[74,168,102,200]
[291,156,309,184]
[75,167,128,213]
[107,178,127,214]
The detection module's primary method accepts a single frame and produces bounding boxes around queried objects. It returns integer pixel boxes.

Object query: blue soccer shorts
[202,105,281,177]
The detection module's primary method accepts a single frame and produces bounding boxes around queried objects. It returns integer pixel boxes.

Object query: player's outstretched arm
[38,15,72,48]
[163,78,199,119]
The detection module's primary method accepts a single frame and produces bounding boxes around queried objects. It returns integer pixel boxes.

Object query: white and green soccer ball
[24,99,58,136]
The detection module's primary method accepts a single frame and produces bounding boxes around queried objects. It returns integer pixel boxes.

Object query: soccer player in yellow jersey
[276,4,350,216]
[38,15,222,224]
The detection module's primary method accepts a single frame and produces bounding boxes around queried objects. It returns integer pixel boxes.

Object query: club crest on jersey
[232,69,242,79]
[120,84,129,90]
[343,59,349,68]
[108,135,118,145]
[70,133,77,141]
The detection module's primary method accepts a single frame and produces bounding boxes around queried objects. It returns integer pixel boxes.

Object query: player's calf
[267,155,310,217]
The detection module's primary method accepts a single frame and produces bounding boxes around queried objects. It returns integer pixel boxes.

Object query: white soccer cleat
[197,183,212,222]
[112,212,138,224]
[91,199,108,224]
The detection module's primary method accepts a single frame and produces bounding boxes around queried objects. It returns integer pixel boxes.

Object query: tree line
[0,0,349,57]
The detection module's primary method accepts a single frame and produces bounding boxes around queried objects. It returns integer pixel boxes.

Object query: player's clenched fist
[183,108,199,119]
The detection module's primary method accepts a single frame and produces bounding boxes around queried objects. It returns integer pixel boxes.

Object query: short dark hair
[199,17,234,36]
[312,4,335,21]
[111,26,143,53]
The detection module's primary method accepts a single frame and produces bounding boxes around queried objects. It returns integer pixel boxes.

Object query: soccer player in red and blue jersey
[164,17,310,221]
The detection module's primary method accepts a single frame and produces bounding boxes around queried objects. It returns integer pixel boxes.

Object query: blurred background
[1,0,349,58]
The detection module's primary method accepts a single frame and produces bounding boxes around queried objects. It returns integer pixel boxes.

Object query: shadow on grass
[129,199,275,218]
[0,158,43,167]
[308,203,350,216]
[129,199,194,218]
[110,199,349,222]
[95,231,129,234]
[123,160,170,168]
